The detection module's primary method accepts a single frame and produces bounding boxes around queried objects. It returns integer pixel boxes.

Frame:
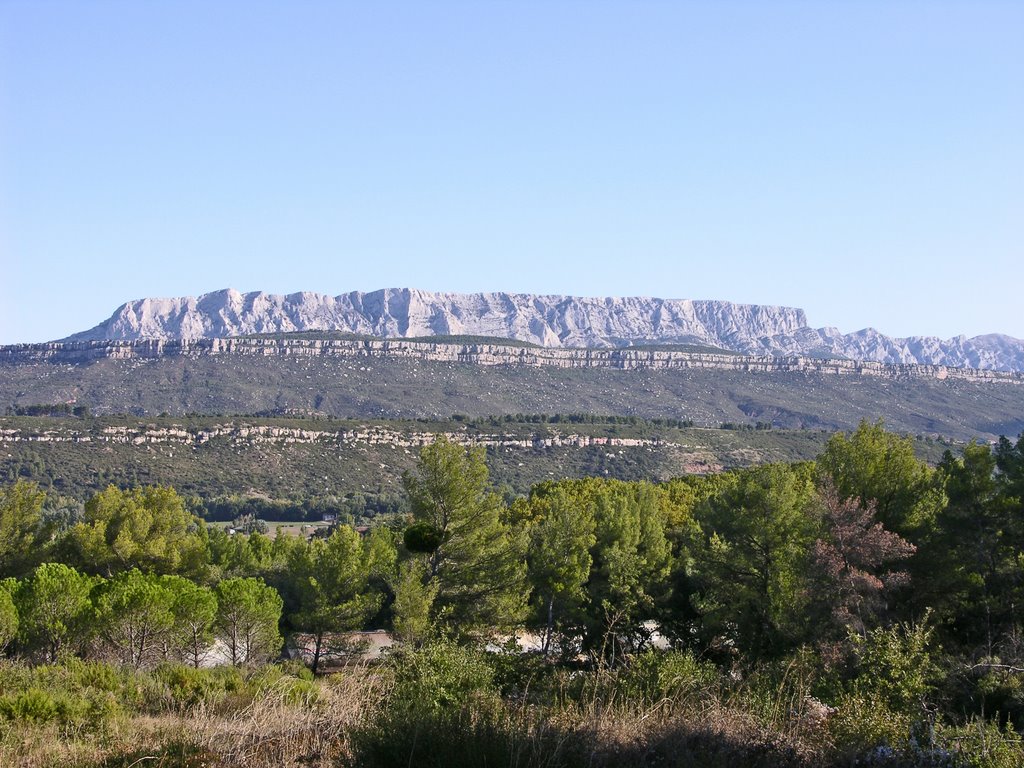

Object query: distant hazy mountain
[64,288,1024,371]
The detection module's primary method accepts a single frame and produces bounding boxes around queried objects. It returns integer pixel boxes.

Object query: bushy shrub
[0,660,128,732]
[957,667,1024,728]
[388,639,499,715]
[619,649,721,706]
[349,710,533,768]
[349,640,511,767]
[0,687,64,724]
[0,589,18,651]
[276,657,315,682]
[486,644,552,699]
[62,658,130,695]
[0,685,120,733]
[0,660,33,691]
[249,662,321,706]
[140,662,319,713]
[850,619,938,718]
[827,693,912,760]
[150,663,238,711]
[826,714,1024,768]
[935,718,1024,768]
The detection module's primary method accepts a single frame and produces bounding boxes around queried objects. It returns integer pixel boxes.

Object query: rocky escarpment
[0,422,663,451]
[65,289,808,350]
[62,288,1024,371]
[4,337,1022,384]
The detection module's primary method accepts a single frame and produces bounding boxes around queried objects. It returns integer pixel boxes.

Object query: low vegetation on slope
[3,349,1024,439]
[0,414,950,507]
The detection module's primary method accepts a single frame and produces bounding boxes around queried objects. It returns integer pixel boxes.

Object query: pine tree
[402,437,527,634]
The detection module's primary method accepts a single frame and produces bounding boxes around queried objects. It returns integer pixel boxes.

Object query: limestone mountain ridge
[63,288,1024,371]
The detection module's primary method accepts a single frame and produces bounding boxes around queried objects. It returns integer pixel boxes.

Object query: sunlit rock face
[63,288,1024,371]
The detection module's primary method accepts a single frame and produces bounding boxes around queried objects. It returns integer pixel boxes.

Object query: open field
[209,519,333,536]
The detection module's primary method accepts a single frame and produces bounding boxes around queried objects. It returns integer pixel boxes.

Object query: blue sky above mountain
[1,1,1021,344]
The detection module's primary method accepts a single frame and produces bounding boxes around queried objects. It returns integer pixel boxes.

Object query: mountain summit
[64,288,1024,371]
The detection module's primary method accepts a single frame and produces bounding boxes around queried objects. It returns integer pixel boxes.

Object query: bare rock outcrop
[6,337,1021,384]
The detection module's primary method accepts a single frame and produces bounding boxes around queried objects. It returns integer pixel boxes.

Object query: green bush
[63,659,128,694]
[850,619,938,718]
[827,693,912,760]
[0,660,33,691]
[0,660,128,732]
[249,663,321,706]
[619,649,721,706]
[0,685,120,733]
[0,687,63,724]
[486,644,552,699]
[963,667,1024,728]
[936,718,1024,768]
[388,639,499,715]
[350,709,535,768]
[79,687,122,731]
[275,657,315,682]
[150,663,236,711]
[135,662,316,714]
[350,640,511,767]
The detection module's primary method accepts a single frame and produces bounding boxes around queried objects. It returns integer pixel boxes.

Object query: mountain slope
[4,344,1023,440]
[64,288,1024,371]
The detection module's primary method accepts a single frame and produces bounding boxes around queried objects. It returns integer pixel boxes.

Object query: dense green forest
[0,422,1023,766]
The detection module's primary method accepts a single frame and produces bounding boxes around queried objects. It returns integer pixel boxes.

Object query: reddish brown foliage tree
[811,480,916,638]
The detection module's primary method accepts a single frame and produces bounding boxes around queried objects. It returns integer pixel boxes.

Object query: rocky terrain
[63,288,1024,371]
[4,336,1022,384]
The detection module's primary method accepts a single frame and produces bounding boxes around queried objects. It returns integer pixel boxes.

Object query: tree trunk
[311,632,323,675]
[543,594,554,657]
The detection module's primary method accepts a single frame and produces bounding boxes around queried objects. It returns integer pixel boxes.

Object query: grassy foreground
[2,646,1022,768]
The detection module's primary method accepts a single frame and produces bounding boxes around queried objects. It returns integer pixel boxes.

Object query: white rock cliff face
[63,288,1024,371]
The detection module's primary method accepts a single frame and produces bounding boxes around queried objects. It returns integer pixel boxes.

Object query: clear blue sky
[1,0,1021,344]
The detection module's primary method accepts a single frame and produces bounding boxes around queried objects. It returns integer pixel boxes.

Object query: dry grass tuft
[0,669,386,768]
[198,670,382,767]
